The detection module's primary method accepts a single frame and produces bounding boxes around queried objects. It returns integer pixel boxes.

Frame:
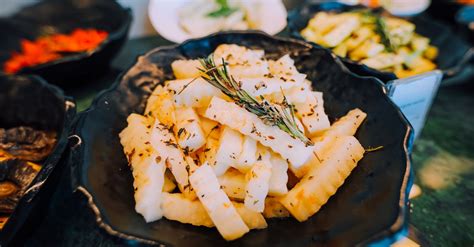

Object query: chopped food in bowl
[119,44,368,240]
[71,31,413,246]
[301,10,438,78]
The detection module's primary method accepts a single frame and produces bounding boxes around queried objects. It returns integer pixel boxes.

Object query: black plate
[0,74,76,245]
[287,1,473,83]
[0,0,132,87]
[71,31,413,246]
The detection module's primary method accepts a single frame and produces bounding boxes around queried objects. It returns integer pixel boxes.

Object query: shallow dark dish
[0,74,76,245]
[428,0,466,25]
[287,1,473,83]
[0,0,132,87]
[70,31,413,246]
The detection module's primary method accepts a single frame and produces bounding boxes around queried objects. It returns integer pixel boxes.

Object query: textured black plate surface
[71,31,413,246]
[287,1,472,83]
[0,0,132,87]
[0,74,76,245]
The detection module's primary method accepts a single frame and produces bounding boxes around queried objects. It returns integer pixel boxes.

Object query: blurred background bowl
[148,0,287,43]
[0,0,132,87]
[0,74,76,245]
[287,1,473,84]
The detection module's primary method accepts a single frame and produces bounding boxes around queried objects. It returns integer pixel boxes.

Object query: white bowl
[148,0,288,43]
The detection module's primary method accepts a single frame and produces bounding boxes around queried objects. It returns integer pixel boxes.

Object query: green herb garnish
[207,0,237,18]
[374,16,394,52]
[353,9,394,52]
[365,146,384,152]
[198,55,313,146]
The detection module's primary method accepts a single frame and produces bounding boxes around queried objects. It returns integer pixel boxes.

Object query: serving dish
[148,0,287,43]
[287,1,473,83]
[0,0,132,87]
[428,0,469,25]
[0,74,76,245]
[70,31,413,246]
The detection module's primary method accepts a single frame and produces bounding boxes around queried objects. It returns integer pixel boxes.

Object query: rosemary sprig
[198,54,313,146]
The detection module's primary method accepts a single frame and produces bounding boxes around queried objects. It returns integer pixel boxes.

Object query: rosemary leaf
[198,54,313,146]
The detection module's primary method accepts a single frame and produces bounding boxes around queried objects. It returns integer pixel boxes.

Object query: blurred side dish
[301,10,438,78]
[0,127,56,229]
[179,0,272,36]
[3,28,108,74]
[119,44,368,241]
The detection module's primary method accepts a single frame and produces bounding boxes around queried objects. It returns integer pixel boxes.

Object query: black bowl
[0,0,132,87]
[0,74,76,245]
[287,1,473,83]
[428,0,466,25]
[70,31,413,246]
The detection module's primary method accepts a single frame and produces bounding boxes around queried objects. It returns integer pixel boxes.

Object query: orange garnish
[3,28,108,74]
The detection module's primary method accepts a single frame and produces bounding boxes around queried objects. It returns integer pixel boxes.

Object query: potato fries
[119,44,367,241]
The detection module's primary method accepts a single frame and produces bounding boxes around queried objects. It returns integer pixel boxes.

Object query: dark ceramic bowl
[70,31,413,246]
[428,0,466,25]
[0,0,132,87]
[287,1,473,83]
[0,75,76,245]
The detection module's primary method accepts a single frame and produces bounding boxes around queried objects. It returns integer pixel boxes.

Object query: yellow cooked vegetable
[290,108,367,178]
[302,11,438,78]
[280,136,365,222]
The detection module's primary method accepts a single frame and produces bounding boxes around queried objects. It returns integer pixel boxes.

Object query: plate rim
[287,1,474,83]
